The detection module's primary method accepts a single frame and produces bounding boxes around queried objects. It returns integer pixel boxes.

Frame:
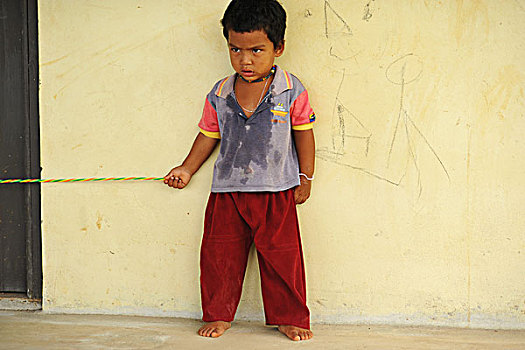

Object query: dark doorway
[0,0,41,299]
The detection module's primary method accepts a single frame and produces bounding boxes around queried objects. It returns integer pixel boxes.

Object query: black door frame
[22,0,41,300]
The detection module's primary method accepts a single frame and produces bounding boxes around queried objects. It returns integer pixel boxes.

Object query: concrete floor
[1,311,524,350]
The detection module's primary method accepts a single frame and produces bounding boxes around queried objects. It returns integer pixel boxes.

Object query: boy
[164,0,315,341]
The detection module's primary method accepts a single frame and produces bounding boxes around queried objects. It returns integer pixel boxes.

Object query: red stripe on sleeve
[290,90,315,126]
[198,98,219,133]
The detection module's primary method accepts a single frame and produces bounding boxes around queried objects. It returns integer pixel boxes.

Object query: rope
[0,177,164,184]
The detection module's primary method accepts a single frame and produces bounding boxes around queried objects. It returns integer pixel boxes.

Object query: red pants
[200,189,310,329]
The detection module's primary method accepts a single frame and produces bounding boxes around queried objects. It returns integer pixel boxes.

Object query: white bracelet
[299,173,314,181]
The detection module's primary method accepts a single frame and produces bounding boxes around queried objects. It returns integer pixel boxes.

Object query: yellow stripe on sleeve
[216,78,228,97]
[200,129,221,139]
[292,123,314,131]
[284,71,292,90]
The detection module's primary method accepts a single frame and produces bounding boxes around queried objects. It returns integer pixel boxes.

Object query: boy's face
[227,29,284,82]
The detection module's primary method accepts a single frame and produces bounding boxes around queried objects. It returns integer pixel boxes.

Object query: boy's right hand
[164,166,192,189]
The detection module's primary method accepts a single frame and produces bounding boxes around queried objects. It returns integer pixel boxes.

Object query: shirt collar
[215,65,293,99]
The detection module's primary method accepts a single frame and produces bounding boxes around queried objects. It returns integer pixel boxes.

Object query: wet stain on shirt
[216,95,274,181]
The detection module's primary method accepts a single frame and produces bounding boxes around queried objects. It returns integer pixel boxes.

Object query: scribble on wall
[324,1,359,62]
[318,53,450,195]
[329,46,360,62]
[385,54,450,196]
[317,69,371,161]
[317,3,450,196]
[324,0,352,38]
[362,0,375,22]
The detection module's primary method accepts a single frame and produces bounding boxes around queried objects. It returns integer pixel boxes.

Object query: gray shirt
[198,66,315,193]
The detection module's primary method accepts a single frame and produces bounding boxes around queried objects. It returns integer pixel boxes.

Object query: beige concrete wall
[38,0,525,328]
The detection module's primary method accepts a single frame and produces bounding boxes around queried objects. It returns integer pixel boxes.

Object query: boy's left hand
[294,177,311,204]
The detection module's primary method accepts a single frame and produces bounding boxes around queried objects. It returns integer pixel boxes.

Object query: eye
[231,47,240,53]
[252,48,262,53]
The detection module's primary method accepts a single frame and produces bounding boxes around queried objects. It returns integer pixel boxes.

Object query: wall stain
[482,65,525,117]
[96,213,103,230]
[53,24,179,96]
[40,54,69,67]
[453,0,489,47]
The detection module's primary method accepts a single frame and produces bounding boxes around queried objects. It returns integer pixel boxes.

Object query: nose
[240,51,252,65]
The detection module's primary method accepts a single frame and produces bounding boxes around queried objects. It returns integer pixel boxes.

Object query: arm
[293,129,315,204]
[164,132,219,189]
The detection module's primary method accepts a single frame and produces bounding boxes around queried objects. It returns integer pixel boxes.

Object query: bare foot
[278,325,313,341]
[197,321,231,338]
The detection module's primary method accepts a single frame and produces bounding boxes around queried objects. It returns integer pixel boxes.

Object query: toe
[202,327,211,337]
[306,331,313,339]
[298,329,312,340]
[299,331,307,340]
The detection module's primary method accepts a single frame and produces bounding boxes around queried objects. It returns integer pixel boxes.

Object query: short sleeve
[198,97,221,139]
[290,90,316,131]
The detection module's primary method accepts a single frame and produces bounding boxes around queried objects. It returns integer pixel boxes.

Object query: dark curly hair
[221,0,287,48]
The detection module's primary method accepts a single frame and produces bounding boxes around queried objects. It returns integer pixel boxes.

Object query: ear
[274,40,285,57]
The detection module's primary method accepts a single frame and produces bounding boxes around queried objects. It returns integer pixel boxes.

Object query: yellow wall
[38,1,525,328]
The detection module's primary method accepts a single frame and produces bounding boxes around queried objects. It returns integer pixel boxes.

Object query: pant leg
[249,190,311,330]
[200,192,252,322]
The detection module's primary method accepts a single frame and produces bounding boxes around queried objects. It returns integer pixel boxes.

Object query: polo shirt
[198,65,315,193]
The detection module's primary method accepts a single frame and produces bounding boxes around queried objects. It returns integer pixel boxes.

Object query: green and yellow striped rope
[0,177,164,184]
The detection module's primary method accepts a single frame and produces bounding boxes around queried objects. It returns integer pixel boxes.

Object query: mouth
[241,69,255,77]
